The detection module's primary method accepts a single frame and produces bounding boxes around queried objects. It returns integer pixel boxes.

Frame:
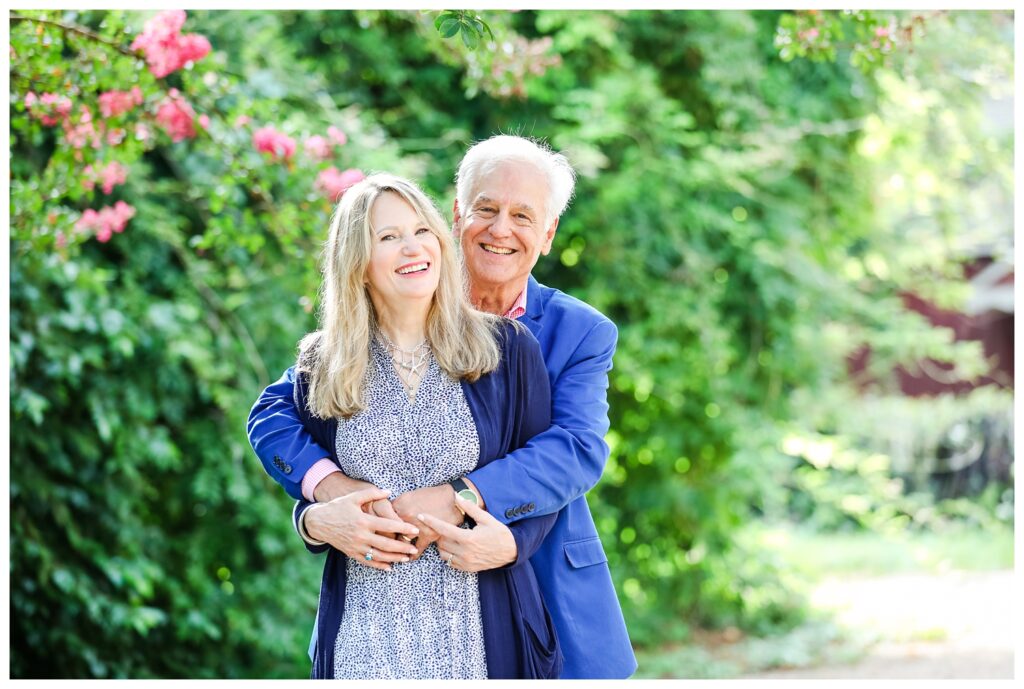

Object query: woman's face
[365,191,442,311]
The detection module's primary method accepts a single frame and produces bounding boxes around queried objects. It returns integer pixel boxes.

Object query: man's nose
[489,213,513,238]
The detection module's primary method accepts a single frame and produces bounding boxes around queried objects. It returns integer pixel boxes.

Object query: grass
[744,521,1014,579]
[633,521,1014,679]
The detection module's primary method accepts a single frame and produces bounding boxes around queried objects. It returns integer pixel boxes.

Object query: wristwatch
[450,477,478,528]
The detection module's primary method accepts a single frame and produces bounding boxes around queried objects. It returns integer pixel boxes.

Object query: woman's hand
[419,497,518,572]
[304,487,421,572]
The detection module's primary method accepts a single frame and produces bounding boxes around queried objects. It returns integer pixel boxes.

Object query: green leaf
[460,26,479,50]
[439,18,461,39]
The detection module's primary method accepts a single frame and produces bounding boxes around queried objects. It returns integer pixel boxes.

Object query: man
[248,135,636,678]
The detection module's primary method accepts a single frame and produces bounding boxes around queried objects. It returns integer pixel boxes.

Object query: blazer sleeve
[247,366,334,500]
[501,325,558,568]
[468,318,617,525]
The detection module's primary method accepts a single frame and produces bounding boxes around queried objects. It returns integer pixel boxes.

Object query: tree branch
[10,12,138,58]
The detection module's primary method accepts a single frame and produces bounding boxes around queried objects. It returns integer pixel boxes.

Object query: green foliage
[9,8,1012,677]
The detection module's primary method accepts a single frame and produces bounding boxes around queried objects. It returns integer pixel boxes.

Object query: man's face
[455,160,558,294]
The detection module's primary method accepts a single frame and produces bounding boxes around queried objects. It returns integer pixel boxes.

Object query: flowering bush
[130,9,212,78]
[9,9,406,678]
[252,125,297,161]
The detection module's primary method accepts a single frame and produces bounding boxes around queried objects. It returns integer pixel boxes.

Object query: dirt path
[742,570,1015,679]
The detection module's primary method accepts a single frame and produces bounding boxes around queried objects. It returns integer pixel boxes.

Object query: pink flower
[130,10,212,78]
[875,26,891,38]
[198,114,210,129]
[25,91,73,126]
[62,105,103,149]
[234,114,251,128]
[76,201,136,242]
[303,135,332,160]
[155,89,197,142]
[135,122,152,143]
[98,87,144,118]
[253,126,297,161]
[327,126,347,147]
[316,167,365,201]
[805,28,819,40]
[106,127,127,146]
[83,161,128,194]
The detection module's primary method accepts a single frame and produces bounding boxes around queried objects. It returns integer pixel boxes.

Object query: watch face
[457,489,479,505]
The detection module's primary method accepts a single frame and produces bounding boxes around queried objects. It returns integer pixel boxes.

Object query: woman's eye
[380,233,396,241]
[416,227,431,235]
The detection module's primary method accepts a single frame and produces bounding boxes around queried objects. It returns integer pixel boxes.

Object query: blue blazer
[248,277,637,678]
[292,321,561,678]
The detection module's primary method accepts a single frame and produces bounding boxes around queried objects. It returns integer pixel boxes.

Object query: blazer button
[282,464,293,475]
[505,508,515,519]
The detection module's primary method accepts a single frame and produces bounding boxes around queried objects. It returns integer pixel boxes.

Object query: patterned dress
[332,337,488,679]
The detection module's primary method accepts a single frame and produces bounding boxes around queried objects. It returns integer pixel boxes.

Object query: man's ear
[539,216,560,256]
[452,199,462,238]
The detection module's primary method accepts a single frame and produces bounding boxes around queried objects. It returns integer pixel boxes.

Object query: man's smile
[481,243,516,255]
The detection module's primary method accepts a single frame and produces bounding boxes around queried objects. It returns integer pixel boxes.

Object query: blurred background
[8,9,1014,679]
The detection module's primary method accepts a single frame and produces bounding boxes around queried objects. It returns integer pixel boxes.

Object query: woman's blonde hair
[299,173,501,419]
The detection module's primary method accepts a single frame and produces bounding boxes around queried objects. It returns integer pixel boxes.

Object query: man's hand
[391,484,463,558]
[419,497,518,572]
[304,487,421,572]
[313,472,373,503]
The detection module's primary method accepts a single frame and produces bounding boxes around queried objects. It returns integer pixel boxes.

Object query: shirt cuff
[301,458,342,502]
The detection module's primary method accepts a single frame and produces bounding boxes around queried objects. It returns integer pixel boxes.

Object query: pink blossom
[25,91,73,126]
[62,106,103,149]
[106,127,127,146]
[198,114,210,129]
[98,87,144,118]
[75,201,136,242]
[155,89,197,142]
[253,126,297,161]
[303,135,332,160]
[805,28,819,40]
[83,161,129,194]
[130,10,212,78]
[327,126,347,147]
[135,122,152,143]
[316,167,365,201]
[875,26,891,38]
[234,114,251,128]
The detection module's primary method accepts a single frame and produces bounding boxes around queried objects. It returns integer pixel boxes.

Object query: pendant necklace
[378,330,431,403]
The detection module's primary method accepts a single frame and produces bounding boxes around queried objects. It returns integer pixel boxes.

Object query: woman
[287,174,561,679]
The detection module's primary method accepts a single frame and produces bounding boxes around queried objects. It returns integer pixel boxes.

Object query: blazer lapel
[522,275,546,339]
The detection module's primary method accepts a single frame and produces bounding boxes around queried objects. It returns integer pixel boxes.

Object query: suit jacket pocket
[564,537,609,568]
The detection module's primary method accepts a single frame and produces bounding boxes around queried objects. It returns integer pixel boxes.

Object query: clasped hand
[306,483,516,572]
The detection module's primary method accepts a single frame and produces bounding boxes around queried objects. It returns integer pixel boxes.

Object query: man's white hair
[455,135,576,226]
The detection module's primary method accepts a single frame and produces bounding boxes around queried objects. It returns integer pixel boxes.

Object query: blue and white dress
[332,338,488,679]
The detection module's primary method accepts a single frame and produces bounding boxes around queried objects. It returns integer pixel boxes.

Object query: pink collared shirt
[300,287,529,501]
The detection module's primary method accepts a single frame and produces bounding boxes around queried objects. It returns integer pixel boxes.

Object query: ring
[364,550,374,561]
[446,553,454,566]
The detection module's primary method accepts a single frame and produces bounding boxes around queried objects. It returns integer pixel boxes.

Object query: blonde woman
[283,174,560,679]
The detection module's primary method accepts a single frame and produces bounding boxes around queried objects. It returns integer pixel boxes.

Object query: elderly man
[248,135,636,679]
